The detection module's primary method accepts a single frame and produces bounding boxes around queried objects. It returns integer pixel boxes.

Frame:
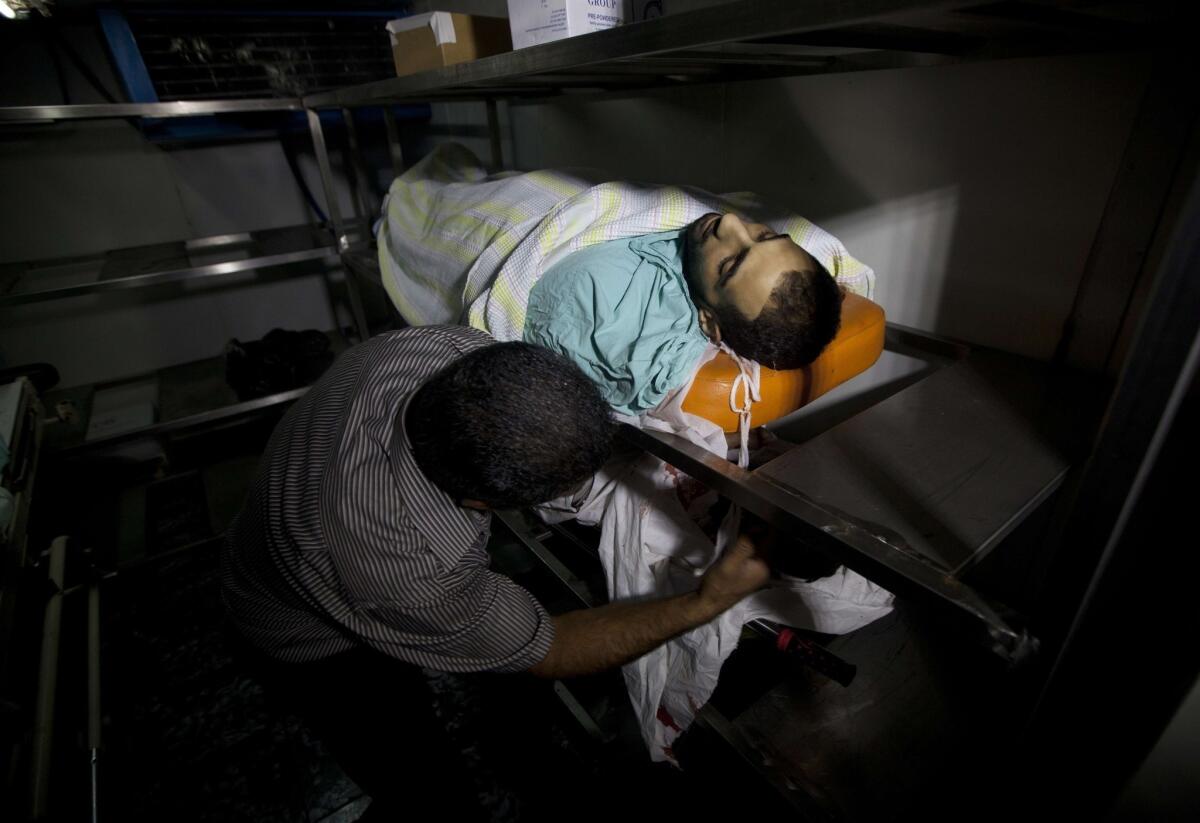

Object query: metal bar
[491,512,617,746]
[30,536,68,820]
[306,110,348,240]
[1034,171,1200,658]
[54,387,308,457]
[620,424,1032,661]
[381,107,406,178]
[184,232,252,250]
[495,510,596,608]
[551,681,615,743]
[61,539,224,601]
[306,109,371,342]
[1051,55,1199,377]
[0,99,302,122]
[1018,177,1200,814]
[335,259,373,341]
[325,53,964,102]
[301,0,969,107]
[883,322,969,363]
[87,572,101,823]
[0,247,334,307]
[544,521,600,560]
[340,107,376,234]
[485,98,503,170]
[339,243,383,287]
[951,462,1070,577]
[2,385,42,570]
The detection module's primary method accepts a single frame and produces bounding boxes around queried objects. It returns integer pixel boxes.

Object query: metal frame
[0,100,301,122]
[52,386,309,458]
[305,109,372,342]
[1051,54,1199,377]
[1022,169,1200,734]
[86,559,102,823]
[621,422,1033,661]
[300,0,1180,109]
[0,100,369,455]
[341,108,377,236]
[485,98,503,170]
[0,236,336,307]
[30,537,67,820]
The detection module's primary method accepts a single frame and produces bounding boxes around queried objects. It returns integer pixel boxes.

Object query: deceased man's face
[684,212,818,322]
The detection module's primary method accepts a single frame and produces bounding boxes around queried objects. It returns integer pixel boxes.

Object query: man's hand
[698,530,772,614]
[528,522,776,680]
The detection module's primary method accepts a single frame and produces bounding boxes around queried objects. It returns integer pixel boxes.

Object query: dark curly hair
[406,342,615,508]
[712,262,843,370]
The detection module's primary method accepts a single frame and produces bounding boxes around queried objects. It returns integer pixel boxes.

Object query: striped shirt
[220,326,555,672]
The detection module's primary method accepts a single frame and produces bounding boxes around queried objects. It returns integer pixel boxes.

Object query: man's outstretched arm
[527,533,769,679]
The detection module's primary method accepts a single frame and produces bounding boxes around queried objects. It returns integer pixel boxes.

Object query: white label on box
[508,0,624,50]
[571,0,623,32]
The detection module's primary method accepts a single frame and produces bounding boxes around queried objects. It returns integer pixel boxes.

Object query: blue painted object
[97,8,160,103]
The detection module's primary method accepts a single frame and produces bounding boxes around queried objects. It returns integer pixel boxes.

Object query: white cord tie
[720,343,760,468]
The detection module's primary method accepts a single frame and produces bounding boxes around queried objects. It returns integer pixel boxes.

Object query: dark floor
[94,543,644,822]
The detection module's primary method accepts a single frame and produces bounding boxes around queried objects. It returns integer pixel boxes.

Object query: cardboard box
[507,0,626,50]
[386,12,512,77]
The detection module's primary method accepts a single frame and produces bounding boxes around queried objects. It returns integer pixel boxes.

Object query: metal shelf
[620,339,1076,662]
[0,99,301,123]
[330,238,1046,663]
[301,0,1179,108]
[0,224,343,307]
[42,330,347,457]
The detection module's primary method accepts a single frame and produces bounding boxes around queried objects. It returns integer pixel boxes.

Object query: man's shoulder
[367,324,495,355]
[351,325,494,380]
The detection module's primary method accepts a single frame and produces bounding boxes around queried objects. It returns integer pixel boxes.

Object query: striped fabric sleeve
[354,562,556,673]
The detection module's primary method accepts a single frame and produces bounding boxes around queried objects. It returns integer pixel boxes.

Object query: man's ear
[697,305,721,343]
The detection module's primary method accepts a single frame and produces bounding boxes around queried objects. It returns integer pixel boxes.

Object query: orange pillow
[681,293,886,432]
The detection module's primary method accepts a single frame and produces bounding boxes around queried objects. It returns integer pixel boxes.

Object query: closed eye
[718,233,791,286]
[718,247,750,286]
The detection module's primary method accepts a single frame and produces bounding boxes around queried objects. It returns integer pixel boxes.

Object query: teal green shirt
[523,229,709,416]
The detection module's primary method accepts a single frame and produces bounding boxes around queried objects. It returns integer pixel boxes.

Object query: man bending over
[222,326,770,818]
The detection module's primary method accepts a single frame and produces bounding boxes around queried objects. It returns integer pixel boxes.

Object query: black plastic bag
[224,329,334,402]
